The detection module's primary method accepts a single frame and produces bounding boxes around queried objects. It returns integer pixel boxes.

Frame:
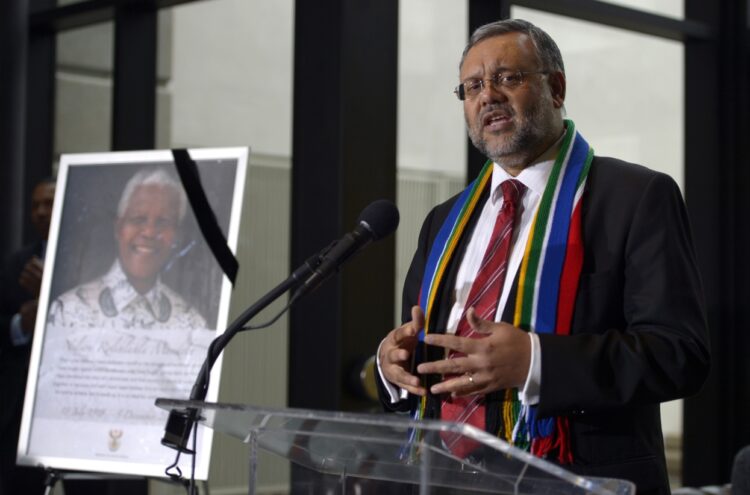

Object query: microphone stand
[160,250,329,453]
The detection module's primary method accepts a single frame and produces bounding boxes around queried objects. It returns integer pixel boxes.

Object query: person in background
[0,177,55,494]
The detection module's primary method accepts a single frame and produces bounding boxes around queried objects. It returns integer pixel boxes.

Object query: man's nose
[139,221,159,237]
[479,79,508,104]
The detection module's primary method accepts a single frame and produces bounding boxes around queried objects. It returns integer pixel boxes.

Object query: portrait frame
[17,147,248,480]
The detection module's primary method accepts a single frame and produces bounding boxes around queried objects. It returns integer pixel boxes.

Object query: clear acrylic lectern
[156,399,634,495]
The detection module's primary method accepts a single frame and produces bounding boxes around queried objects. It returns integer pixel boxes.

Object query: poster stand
[40,467,209,495]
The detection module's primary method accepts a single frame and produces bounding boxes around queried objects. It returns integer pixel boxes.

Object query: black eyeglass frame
[454,70,548,101]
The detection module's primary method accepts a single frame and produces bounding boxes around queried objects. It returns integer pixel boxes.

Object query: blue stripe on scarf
[527,407,555,438]
[535,132,590,334]
[418,178,478,313]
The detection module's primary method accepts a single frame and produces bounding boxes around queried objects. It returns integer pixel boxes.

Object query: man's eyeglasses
[454,70,548,101]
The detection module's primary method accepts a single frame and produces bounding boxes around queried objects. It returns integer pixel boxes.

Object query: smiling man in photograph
[377,19,709,494]
[47,168,205,330]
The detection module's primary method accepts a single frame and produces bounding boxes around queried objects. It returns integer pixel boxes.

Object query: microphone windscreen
[357,199,400,240]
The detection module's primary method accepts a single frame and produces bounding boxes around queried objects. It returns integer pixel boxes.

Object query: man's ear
[548,71,566,109]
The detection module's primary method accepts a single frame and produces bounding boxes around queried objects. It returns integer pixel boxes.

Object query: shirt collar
[489,130,566,204]
[101,260,164,314]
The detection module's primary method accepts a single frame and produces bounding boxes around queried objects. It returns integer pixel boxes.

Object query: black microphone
[296,199,400,297]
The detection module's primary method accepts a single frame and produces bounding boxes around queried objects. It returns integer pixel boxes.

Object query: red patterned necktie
[440,179,526,457]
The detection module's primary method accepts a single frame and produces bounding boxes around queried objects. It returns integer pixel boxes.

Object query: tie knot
[500,179,525,207]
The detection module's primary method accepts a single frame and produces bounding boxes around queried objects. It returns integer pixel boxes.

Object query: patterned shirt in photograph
[47,260,206,330]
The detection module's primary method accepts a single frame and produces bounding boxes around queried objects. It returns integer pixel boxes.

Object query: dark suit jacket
[379,157,710,495]
[0,241,46,494]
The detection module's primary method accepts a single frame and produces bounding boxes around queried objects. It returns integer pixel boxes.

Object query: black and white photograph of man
[47,168,207,330]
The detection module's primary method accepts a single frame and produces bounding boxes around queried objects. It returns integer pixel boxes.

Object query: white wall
[165,0,293,155]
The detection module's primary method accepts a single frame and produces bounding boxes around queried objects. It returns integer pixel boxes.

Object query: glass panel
[598,0,683,19]
[398,0,468,177]
[512,7,684,187]
[156,2,292,154]
[512,6,685,486]
[396,0,468,322]
[156,2,293,493]
[55,22,113,157]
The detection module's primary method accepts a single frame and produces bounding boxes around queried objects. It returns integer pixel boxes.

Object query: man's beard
[467,98,555,165]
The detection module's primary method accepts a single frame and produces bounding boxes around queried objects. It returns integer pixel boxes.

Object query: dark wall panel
[290,0,398,412]
[112,1,157,151]
[0,0,30,258]
[684,0,750,485]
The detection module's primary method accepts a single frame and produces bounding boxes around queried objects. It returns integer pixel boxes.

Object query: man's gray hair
[460,19,565,75]
[117,168,188,222]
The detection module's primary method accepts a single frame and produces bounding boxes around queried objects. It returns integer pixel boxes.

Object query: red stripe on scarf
[555,417,574,464]
[548,198,583,464]
[555,199,584,336]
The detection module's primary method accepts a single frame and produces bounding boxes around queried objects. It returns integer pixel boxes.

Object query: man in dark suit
[377,19,709,495]
[0,177,55,494]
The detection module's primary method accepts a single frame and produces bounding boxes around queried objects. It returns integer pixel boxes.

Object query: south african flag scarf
[416,119,593,463]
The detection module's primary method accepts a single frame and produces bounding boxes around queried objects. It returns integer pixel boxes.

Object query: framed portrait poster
[16,148,248,479]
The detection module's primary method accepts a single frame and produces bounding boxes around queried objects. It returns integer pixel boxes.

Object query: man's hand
[379,305,427,396]
[19,256,44,297]
[416,307,530,397]
[20,300,39,335]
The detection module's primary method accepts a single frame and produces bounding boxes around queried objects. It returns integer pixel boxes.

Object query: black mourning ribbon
[171,149,238,285]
